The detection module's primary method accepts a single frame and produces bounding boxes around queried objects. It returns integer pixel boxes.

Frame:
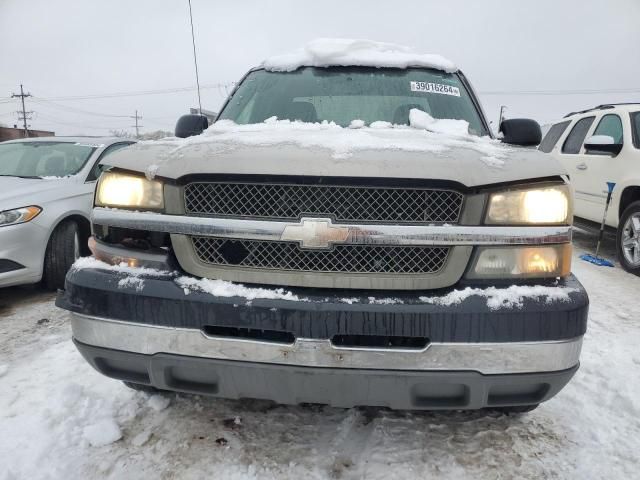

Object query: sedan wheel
[43,221,80,290]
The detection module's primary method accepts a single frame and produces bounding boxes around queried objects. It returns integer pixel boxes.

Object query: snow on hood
[111,116,565,188]
[138,116,509,175]
[262,38,457,73]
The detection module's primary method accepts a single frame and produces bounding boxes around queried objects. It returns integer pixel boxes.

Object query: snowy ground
[1,230,639,480]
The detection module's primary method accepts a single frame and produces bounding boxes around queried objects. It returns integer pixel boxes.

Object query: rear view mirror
[500,118,542,146]
[584,135,623,155]
[175,114,209,138]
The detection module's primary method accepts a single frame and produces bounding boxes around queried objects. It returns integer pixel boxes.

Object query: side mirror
[175,114,209,138]
[500,118,542,146]
[584,135,623,155]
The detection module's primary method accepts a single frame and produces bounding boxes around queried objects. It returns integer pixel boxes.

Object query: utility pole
[130,110,143,138]
[12,84,33,137]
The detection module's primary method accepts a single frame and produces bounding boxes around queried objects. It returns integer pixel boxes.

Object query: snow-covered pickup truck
[57,39,588,413]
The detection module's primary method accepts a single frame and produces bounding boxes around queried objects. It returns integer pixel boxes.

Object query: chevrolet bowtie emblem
[281,218,350,249]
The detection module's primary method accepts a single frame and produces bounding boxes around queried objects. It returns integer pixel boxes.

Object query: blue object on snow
[580,253,614,267]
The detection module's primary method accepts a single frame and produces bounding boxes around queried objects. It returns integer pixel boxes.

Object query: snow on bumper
[57,265,588,409]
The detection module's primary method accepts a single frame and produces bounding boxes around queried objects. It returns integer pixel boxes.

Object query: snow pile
[147,394,171,412]
[40,175,73,180]
[117,276,145,292]
[420,285,578,310]
[341,296,404,305]
[82,418,122,447]
[263,38,457,73]
[340,298,359,305]
[144,164,160,180]
[176,276,302,302]
[409,108,470,136]
[72,257,172,278]
[367,297,403,305]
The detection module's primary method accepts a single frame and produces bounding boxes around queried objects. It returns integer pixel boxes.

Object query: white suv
[540,103,640,275]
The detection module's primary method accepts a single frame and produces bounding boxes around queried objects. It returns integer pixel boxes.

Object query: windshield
[219,67,488,136]
[0,142,96,178]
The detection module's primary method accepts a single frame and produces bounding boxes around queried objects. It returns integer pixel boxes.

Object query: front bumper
[57,266,589,409]
[75,339,579,410]
[0,222,48,287]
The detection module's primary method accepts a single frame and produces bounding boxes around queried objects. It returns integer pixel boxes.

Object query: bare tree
[109,129,134,138]
[139,130,173,140]
[108,129,172,140]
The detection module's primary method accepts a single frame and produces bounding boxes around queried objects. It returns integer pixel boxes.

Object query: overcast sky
[1,0,639,136]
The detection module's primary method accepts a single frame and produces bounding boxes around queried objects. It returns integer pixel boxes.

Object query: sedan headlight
[486,185,572,225]
[0,206,42,227]
[96,171,164,209]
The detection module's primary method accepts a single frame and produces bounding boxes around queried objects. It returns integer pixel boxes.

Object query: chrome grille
[184,182,463,223]
[191,237,450,274]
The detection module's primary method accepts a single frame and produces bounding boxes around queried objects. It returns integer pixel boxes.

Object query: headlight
[467,244,572,279]
[486,185,571,225]
[96,172,164,209]
[0,206,42,227]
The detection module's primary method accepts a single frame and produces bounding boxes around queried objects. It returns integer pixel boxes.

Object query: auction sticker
[410,81,460,96]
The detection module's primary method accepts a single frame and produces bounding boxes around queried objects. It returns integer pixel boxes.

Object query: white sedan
[0,137,134,288]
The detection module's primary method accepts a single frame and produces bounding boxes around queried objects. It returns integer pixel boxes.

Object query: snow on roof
[262,38,457,73]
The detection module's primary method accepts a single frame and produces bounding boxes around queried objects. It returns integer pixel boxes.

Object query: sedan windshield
[219,67,488,136]
[0,142,96,178]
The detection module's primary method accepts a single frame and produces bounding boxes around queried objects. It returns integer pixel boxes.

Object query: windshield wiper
[0,174,42,179]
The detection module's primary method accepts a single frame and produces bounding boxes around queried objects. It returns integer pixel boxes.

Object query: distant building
[0,126,55,142]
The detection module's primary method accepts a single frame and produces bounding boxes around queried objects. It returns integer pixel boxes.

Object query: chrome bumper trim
[71,313,583,374]
[92,207,572,247]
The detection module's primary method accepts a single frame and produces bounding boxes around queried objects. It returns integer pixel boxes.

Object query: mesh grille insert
[184,182,463,224]
[192,237,450,274]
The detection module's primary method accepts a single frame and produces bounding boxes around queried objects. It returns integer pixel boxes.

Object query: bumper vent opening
[0,259,25,274]
[331,334,429,350]
[202,325,295,344]
[487,383,550,406]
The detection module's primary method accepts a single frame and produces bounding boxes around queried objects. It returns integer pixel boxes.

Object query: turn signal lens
[468,244,572,279]
[95,172,164,209]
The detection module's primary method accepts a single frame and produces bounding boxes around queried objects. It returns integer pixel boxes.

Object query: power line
[35,112,129,130]
[479,87,640,96]
[11,84,33,136]
[31,97,130,118]
[39,82,234,102]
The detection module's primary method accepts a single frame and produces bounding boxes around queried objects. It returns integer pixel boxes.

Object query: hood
[104,122,566,188]
[0,176,78,210]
